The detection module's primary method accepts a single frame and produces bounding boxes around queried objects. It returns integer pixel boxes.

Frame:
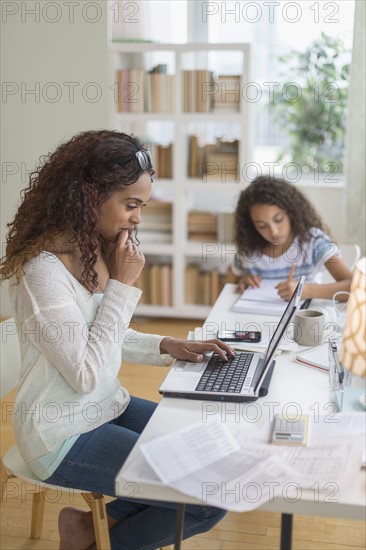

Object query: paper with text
[122,416,364,512]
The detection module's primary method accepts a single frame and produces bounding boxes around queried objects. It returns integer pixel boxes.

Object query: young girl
[233,176,353,300]
[0,130,229,550]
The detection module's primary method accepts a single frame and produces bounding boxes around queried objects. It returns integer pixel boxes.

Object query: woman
[0,129,231,549]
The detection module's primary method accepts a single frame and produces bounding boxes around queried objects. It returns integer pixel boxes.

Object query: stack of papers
[232,280,289,316]
[122,414,365,512]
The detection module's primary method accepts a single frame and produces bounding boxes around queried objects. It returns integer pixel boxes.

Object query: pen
[300,299,312,310]
[330,341,344,387]
[288,262,297,283]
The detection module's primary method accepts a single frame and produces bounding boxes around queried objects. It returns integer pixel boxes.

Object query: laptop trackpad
[173,361,206,374]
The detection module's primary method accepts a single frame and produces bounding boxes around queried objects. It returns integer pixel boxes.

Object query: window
[206,0,355,183]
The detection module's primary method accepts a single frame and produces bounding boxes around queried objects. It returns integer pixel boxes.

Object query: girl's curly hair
[235,176,328,256]
[0,129,153,289]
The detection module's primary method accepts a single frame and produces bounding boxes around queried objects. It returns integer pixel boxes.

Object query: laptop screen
[263,276,305,365]
[253,277,305,393]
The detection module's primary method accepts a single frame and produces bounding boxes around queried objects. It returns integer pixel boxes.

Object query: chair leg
[0,460,10,500]
[31,489,46,539]
[82,492,111,550]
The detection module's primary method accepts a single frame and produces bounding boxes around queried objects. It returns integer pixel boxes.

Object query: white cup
[293,310,325,346]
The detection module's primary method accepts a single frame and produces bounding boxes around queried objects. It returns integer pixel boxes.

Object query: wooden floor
[1,317,365,550]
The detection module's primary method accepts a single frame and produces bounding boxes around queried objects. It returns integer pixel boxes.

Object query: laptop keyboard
[195,352,254,393]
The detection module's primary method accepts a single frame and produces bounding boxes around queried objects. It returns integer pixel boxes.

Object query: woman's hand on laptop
[160,338,235,363]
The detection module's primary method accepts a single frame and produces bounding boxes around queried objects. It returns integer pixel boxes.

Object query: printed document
[122,416,364,512]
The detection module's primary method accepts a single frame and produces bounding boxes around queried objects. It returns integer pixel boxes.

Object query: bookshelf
[108,41,251,319]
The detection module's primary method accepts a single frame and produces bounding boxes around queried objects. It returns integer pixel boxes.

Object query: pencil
[288,262,297,283]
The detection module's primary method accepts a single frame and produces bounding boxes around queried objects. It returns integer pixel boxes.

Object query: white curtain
[345,0,366,253]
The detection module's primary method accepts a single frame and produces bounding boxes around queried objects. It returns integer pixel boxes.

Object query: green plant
[270,32,350,174]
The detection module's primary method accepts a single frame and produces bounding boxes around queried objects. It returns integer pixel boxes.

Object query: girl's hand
[275,280,298,301]
[106,230,145,286]
[160,338,235,363]
[236,274,261,293]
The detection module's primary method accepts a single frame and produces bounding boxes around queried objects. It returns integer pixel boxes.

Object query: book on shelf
[155,143,173,178]
[136,263,173,306]
[115,65,175,113]
[185,265,235,306]
[197,271,211,305]
[183,70,215,112]
[138,200,173,244]
[149,264,162,305]
[210,269,220,305]
[149,73,175,112]
[204,152,239,182]
[129,68,145,113]
[217,211,235,242]
[116,68,131,112]
[214,75,241,112]
[160,264,173,306]
[185,264,200,304]
[135,264,150,304]
[188,135,239,181]
[188,211,217,242]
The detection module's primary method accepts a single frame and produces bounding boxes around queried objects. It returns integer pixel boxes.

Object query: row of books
[183,71,240,112]
[150,143,173,179]
[135,264,173,306]
[138,201,235,244]
[115,69,241,113]
[189,135,240,181]
[186,265,237,305]
[134,264,237,307]
[138,200,173,244]
[116,68,175,113]
[188,211,235,243]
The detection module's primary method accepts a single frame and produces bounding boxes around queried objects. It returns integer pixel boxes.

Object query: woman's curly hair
[0,129,153,289]
[235,176,328,256]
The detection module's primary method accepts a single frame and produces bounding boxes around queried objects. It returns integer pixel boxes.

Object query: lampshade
[340,257,366,377]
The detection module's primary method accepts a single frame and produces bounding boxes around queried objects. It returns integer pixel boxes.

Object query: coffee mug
[293,310,325,346]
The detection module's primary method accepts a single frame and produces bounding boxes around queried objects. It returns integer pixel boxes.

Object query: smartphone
[217,330,262,343]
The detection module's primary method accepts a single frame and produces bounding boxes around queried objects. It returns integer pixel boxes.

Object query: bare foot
[58,507,95,550]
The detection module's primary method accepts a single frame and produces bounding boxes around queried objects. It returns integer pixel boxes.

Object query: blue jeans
[45,396,226,549]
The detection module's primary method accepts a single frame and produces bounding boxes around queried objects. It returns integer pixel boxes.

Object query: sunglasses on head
[118,149,153,170]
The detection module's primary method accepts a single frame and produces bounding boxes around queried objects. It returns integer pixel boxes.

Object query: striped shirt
[233,228,339,283]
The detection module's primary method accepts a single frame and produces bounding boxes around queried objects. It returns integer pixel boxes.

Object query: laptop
[159,276,305,402]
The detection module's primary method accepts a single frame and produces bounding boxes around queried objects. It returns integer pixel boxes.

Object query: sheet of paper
[140,421,239,485]
[240,279,285,304]
[232,280,289,316]
[126,418,364,512]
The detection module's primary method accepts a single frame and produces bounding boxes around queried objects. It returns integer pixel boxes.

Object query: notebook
[159,277,305,403]
[233,279,306,316]
[295,343,329,372]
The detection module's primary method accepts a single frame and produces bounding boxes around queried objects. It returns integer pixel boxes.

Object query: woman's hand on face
[275,280,297,301]
[106,230,145,286]
[236,274,261,293]
[160,338,235,363]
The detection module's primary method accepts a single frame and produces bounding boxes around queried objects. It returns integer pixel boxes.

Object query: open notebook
[233,279,306,316]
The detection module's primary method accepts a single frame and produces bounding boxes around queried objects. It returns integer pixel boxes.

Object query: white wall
[1,0,108,315]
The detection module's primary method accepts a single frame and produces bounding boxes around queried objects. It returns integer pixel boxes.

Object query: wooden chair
[0,318,111,549]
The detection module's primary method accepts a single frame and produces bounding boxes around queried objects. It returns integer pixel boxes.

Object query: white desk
[116,284,366,548]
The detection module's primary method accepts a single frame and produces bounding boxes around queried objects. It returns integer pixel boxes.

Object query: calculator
[271,414,309,446]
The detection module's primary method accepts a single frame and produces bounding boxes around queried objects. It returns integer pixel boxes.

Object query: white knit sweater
[9,252,173,462]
